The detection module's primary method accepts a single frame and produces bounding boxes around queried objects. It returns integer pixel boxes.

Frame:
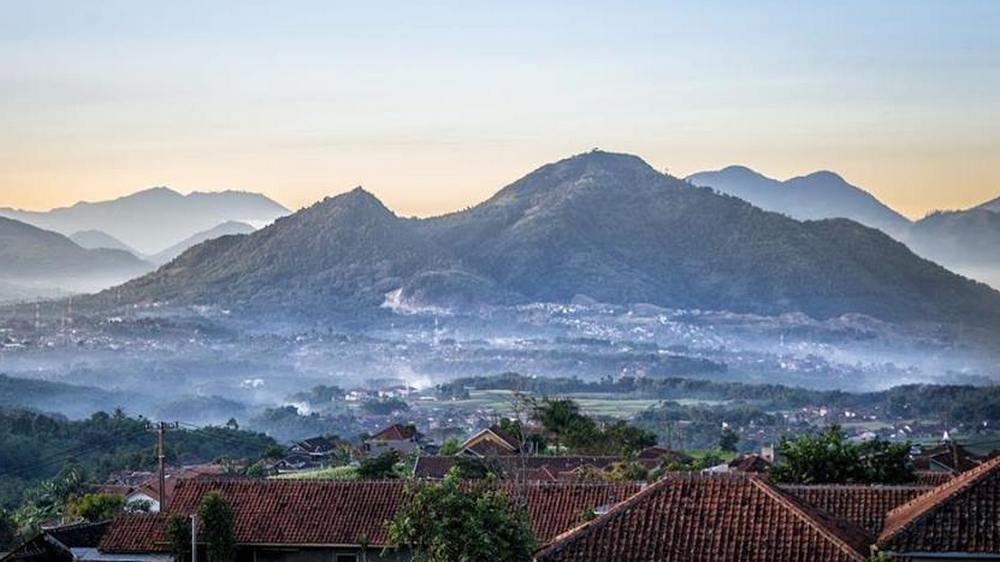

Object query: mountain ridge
[0,187,289,255]
[89,151,1000,328]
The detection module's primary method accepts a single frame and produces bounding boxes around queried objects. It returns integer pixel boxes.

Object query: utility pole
[191,515,198,562]
[147,421,179,512]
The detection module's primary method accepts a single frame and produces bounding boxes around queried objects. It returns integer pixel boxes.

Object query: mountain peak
[311,187,394,218]
[795,170,847,185]
[558,150,656,174]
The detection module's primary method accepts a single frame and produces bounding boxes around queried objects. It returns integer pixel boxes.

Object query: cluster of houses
[4,424,999,562]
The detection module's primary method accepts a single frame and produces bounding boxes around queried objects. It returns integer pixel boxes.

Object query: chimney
[760,446,775,464]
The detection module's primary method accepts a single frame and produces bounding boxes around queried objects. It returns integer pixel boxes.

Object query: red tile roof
[780,484,931,536]
[98,479,643,553]
[878,454,1000,554]
[535,473,872,562]
[99,514,169,554]
[369,424,420,441]
[728,454,772,473]
[914,470,954,487]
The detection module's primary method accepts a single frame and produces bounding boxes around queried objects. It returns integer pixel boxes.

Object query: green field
[432,390,727,419]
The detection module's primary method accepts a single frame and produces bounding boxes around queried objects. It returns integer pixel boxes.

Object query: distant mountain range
[0,217,152,301]
[687,166,1000,289]
[97,151,1000,327]
[148,221,256,264]
[70,229,138,254]
[0,187,288,255]
[686,166,911,238]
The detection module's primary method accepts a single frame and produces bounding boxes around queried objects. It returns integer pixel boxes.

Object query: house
[533,473,872,562]
[459,424,522,456]
[94,479,643,562]
[93,465,225,512]
[725,453,772,474]
[911,442,983,475]
[365,424,426,456]
[876,454,1000,560]
[0,521,172,562]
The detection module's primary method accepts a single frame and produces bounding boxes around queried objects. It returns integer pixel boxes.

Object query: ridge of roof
[749,477,870,561]
[877,454,1000,547]
[535,472,871,562]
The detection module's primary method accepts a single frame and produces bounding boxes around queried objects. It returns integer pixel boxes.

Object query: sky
[1,1,998,219]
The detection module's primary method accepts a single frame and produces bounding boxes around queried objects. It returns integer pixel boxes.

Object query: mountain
[905,207,1000,289]
[98,152,1000,327]
[150,221,257,264]
[0,187,289,255]
[976,196,1000,213]
[0,217,152,298]
[686,166,912,237]
[70,229,138,255]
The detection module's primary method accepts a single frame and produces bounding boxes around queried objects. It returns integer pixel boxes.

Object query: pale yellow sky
[1,2,998,220]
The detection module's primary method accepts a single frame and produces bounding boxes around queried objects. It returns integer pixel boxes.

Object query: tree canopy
[386,470,536,562]
[771,425,916,484]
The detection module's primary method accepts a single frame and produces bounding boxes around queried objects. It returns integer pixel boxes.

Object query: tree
[437,439,463,456]
[198,492,236,562]
[225,418,239,431]
[386,470,536,562]
[361,398,409,415]
[357,451,400,479]
[532,398,580,453]
[719,428,739,453]
[261,444,286,460]
[166,514,192,562]
[66,493,126,522]
[771,425,916,484]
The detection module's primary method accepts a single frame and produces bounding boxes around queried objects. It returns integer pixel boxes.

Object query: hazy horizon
[2,1,999,219]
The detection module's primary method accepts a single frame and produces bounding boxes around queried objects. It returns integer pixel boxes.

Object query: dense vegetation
[387,470,536,562]
[0,407,277,514]
[772,425,915,484]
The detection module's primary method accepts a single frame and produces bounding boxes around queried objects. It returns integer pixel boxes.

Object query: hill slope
[70,229,139,255]
[100,152,1000,326]
[686,165,911,237]
[0,187,289,255]
[0,217,152,297]
[150,221,257,264]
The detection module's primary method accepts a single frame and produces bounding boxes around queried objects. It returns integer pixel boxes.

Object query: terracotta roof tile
[99,514,169,553]
[535,473,871,562]
[99,479,643,553]
[914,471,954,487]
[878,454,1000,554]
[370,424,419,441]
[780,484,931,535]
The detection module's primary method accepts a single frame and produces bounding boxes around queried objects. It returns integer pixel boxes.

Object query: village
[4,396,999,562]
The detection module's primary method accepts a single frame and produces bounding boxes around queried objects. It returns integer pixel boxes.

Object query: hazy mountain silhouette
[906,207,1000,288]
[0,187,288,255]
[686,166,911,237]
[0,217,152,299]
[149,221,257,264]
[687,166,1000,290]
[70,229,138,255]
[98,151,1000,327]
